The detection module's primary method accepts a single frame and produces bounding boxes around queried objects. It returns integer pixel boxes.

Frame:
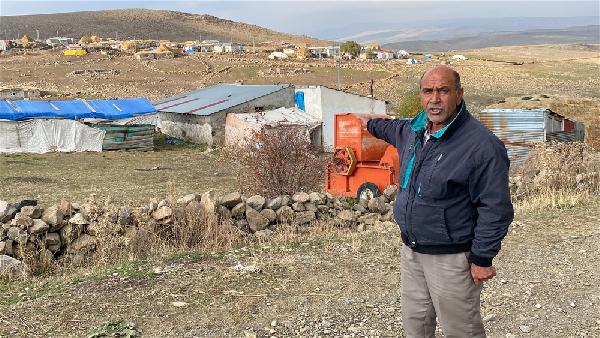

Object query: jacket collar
[410,100,467,139]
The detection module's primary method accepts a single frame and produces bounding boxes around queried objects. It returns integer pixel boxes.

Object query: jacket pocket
[410,200,452,245]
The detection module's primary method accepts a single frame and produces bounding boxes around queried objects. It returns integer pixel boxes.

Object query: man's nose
[431,90,441,102]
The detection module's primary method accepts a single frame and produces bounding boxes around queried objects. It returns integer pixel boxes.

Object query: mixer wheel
[357,182,381,202]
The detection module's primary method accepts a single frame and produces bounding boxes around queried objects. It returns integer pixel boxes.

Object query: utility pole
[36,30,40,41]
[335,41,341,90]
[252,36,255,54]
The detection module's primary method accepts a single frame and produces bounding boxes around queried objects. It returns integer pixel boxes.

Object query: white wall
[296,86,387,151]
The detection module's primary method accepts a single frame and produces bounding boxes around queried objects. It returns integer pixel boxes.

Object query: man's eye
[422,89,432,94]
[440,88,449,94]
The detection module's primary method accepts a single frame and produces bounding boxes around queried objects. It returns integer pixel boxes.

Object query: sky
[1,1,598,39]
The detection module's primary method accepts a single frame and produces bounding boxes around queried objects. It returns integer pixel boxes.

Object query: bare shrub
[512,142,600,209]
[223,127,326,197]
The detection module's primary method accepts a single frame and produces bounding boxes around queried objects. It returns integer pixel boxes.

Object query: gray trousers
[401,245,486,338]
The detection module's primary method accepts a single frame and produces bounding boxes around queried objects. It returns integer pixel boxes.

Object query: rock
[118,207,133,225]
[231,202,246,219]
[382,211,394,222]
[171,301,188,307]
[338,210,355,222]
[7,227,28,244]
[60,223,82,244]
[58,200,73,216]
[69,213,89,225]
[185,200,205,219]
[20,205,43,219]
[0,255,31,279]
[177,193,199,206]
[246,207,269,232]
[292,192,310,203]
[200,190,217,213]
[519,325,531,333]
[2,240,13,256]
[255,229,274,239]
[220,192,242,208]
[46,232,61,246]
[308,192,324,205]
[0,201,16,223]
[483,314,496,322]
[383,185,398,200]
[42,206,65,230]
[266,196,283,210]
[86,222,101,236]
[29,219,49,234]
[281,195,292,206]
[368,197,388,214]
[294,211,316,225]
[316,205,330,213]
[304,202,318,212]
[291,202,306,211]
[11,213,33,228]
[152,206,173,221]
[260,209,277,223]
[276,206,294,222]
[158,199,170,208]
[246,195,266,211]
[217,205,232,220]
[0,241,6,255]
[69,234,97,254]
[352,204,367,213]
[356,223,367,231]
[235,219,250,233]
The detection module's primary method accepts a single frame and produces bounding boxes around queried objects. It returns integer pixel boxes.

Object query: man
[363,66,514,337]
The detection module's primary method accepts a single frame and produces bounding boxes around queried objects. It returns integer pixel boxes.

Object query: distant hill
[383,25,600,52]
[0,8,328,45]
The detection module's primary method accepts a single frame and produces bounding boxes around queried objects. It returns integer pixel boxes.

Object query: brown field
[1,43,600,337]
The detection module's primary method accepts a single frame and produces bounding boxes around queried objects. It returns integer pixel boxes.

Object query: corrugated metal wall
[480,109,546,165]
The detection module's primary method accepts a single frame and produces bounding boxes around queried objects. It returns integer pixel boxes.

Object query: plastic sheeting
[0,119,105,153]
[0,98,156,121]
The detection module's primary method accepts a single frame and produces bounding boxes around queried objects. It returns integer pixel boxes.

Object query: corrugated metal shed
[0,98,155,121]
[154,84,290,116]
[480,108,584,164]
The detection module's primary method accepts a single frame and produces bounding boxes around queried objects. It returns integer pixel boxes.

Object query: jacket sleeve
[366,118,407,147]
[468,140,514,267]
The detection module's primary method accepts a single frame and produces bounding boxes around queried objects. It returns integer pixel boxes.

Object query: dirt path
[1,200,599,338]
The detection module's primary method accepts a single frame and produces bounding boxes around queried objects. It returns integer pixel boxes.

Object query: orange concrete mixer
[325,113,399,201]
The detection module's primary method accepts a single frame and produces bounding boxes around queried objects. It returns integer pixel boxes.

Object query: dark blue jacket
[367,101,514,266]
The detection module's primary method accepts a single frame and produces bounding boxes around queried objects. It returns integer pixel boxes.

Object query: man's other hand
[470,264,496,285]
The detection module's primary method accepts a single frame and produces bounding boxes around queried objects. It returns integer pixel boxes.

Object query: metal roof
[0,98,155,121]
[154,84,291,116]
[231,107,320,127]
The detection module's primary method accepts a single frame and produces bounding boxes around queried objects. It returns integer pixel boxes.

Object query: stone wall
[0,185,398,269]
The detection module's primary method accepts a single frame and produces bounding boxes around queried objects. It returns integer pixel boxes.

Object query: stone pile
[0,185,399,268]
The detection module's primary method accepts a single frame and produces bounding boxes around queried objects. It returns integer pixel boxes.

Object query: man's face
[420,68,464,128]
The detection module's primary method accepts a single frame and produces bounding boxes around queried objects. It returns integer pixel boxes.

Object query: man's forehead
[421,69,455,87]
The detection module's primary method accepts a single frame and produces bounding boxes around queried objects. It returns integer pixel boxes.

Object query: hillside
[383,25,600,52]
[0,8,328,45]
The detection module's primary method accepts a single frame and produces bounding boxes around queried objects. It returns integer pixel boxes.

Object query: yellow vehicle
[63,49,87,56]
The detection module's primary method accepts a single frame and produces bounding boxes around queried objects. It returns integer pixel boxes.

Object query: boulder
[304,202,318,212]
[220,192,242,208]
[0,255,31,279]
[383,185,398,200]
[246,195,266,211]
[118,207,133,225]
[69,234,97,254]
[294,211,316,225]
[11,213,33,228]
[58,200,73,217]
[246,207,269,232]
[86,222,101,236]
[152,206,173,221]
[0,202,15,223]
[266,196,283,210]
[276,206,294,222]
[200,190,217,213]
[2,240,13,256]
[291,202,306,211]
[236,219,250,233]
[368,197,388,214]
[158,199,170,208]
[308,192,324,205]
[46,232,61,246]
[352,204,367,213]
[0,241,6,255]
[60,223,82,244]
[177,193,199,206]
[69,213,89,226]
[231,202,246,219]
[337,210,355,222]
[316,205,330,214]
[217,205,232,220]
[260,209,277,223]
[20,205,43,219]
[185,200,205,219]
[29,219,49,235]
[292,192,310,203]
[7,227,28,244]
[42,206,65,230]
[358,213,380,225]
[281,195,292,207]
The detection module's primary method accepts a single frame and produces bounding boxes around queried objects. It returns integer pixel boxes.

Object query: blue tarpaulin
[0,98,156,121]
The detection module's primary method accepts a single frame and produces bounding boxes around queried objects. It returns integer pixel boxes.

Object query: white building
[295,86,388,151]
[45,37,74,47]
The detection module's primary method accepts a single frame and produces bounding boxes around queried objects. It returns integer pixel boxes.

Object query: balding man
[363,66,514,337]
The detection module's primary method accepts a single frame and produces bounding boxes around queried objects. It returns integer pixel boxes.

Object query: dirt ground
[0,200,598,338]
